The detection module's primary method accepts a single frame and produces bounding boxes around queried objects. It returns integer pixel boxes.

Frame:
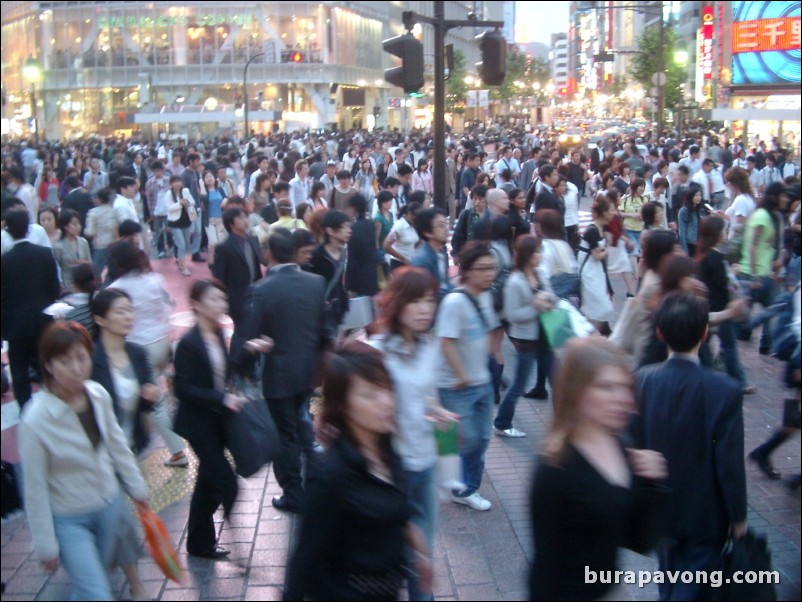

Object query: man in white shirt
[82,157,110,196]
[113,176,140,224]
[288,159,312,211]
[746,156,763,197]
[761,153,783,191]
[320,160,338,194]
[1,199,52,254]
[495,146,521,185]
[692,159,719,204]
[680,145,702,178]
[6,167,39,223]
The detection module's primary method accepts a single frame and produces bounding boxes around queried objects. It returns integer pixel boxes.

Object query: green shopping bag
[539,307,575,348]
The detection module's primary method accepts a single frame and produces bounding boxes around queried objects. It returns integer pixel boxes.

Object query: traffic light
[383,32,424,93]
[291,51,303,63]
[476,29,506,86]
[560,87,568,97]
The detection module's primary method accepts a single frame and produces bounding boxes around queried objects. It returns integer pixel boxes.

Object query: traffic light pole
[405,4,504,212]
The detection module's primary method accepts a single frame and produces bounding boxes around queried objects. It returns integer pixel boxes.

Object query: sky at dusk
[515,1,570,45]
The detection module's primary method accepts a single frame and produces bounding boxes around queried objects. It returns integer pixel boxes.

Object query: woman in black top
[530,338,668,601]
[345,193,379,297]
[287,342,430,601]
[696,216,752,392]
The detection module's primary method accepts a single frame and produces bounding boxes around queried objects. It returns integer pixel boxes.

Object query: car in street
[559,127,585,147]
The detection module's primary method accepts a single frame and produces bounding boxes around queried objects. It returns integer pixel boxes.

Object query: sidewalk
[1,257,799,601]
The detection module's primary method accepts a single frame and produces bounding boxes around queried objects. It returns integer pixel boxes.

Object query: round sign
[651,72,667,86]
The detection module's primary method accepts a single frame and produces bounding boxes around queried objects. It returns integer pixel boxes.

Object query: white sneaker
[452,492,492,511]
[494,427,526,438]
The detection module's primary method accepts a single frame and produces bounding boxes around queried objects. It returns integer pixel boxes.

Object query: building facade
[1,0,504,139]
[550,33,569,91]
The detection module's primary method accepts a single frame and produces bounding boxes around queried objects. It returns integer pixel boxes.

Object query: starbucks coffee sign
[97,13,256,29]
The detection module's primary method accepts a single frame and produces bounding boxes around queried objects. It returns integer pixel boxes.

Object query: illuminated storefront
[1,2,392,138]
[714,1,801,152]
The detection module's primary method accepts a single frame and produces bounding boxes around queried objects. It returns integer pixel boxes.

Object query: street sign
[650,87,659,97]
[651,72,667,86]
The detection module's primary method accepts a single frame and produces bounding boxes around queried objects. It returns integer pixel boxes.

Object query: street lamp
[243,51,265,140]
[674,42,689,138]
[23,57,41,144]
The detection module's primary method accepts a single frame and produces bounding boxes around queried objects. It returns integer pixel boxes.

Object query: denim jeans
[92,247,110,276]
[626,229,642,256]
[738,275,776,350]
[190,213,203,255]
[52,494,122,601]
[405,465,438,601]
[171,225,194,262]
[494,350,535,431]
[438,383,493,496]
[716,319,747,387]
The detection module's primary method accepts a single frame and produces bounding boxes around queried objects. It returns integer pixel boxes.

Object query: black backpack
[488,247,512,313]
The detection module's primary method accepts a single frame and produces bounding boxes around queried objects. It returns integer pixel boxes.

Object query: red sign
[732,17,802,54]
[701,6,714,81]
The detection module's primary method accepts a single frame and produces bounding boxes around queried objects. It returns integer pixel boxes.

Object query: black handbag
[704,530,778,601]
[223,370,279,478]
[783,397,801,429]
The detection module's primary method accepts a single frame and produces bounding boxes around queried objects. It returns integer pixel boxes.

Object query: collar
[378,332,430,361]
[39,386,80,420]
[269,263,299,273]
[668,352,701,365]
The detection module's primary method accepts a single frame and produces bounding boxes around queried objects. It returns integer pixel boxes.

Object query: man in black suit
[1,209,60,406]
[532,165,565,233]
[211,207,262,331]
[61,176,95,236]
[237,229,327,513]
[631,292,747,601]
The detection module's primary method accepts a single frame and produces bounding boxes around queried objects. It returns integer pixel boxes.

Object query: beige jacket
[19,381,149,560]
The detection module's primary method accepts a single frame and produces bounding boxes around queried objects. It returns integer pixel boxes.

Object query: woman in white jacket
[20,321,149,600]
[492,236,557,437]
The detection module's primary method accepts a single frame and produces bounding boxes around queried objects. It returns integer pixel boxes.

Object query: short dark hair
[397,163,413,177]
[514,234,542,272]
[336,169,352,181]
[91,288,131,321]
[641,229,677,272]
[322,210,350,242]
[384,176,401,189]
[458,240,494,277]
[108,240,148,276]
[151,161,164,171]
[379,267,438,334]
[471,184,488,200]
[115,176,136,192]
[655,291,709,352]
[187,152,200,164]
[414,208,446,240]
[265,227,294,263]
[273,181,290,196]
[377,190,394,207]
[535,208,564,239]
[118,219,142,238]
[65,175,81,189]
[58,208,81,235]
[222,207,245,233]
[5,209,30,240]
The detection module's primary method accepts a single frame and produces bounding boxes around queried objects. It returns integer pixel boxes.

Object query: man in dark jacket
[411,208,453,300]
[211,207,262,331]
[237,229,327,513]
[630,292,747,601]
[1,209,60,406]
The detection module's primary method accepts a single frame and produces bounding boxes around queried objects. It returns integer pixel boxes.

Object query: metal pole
[243,52,265,140]
[433,0,447,212]
[30,83,39,145]
[657,10,665,138]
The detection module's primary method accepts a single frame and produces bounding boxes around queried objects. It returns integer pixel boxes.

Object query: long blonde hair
[542,337,633,465]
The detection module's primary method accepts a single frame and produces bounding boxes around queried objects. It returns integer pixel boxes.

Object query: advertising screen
[731,1,800,86]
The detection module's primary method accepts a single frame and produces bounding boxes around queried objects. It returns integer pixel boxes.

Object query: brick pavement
[2,259,800,602]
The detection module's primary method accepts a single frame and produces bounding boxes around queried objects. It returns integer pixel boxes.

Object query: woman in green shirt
[374,190,395,280]
[738,182,785,353]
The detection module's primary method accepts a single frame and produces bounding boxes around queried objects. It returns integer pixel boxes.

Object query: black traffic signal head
[476,29,506,86]
[383,32,424,93]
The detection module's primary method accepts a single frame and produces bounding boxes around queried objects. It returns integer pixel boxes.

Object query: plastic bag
[434,420,464,500]
[137,506,181,583]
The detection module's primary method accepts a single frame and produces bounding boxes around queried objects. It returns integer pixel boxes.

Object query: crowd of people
[1,125,800,601]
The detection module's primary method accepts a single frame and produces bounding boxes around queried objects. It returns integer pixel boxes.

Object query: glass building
[1,1,506,139]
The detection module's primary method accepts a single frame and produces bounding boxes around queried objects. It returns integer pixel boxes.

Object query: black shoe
[786,474,801,492]
[189,546,231,560]
[749,450,781,480]
[737,331,752,342]
[272,496,302,514]
[191,253,206,263]
[523,388,549,400]
[758,347,771,355]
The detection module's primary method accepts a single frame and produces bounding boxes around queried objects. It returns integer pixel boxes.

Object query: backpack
[544,239,581,300]
[488,247,512,314]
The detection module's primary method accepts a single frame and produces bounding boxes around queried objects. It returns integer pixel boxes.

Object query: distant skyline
[515,1,569,45]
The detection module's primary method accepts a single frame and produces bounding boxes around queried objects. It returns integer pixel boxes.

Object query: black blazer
[630,358,746,547]
[534,188,564,216]
[237,266,327,399]
[91,338,155,454]
[211,233,262,323]
[173,325,230,443]
[1,241,60,339]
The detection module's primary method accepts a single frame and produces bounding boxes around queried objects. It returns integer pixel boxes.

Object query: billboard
[731,1,801,86]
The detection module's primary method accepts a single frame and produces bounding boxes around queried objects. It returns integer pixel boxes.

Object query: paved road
[1,237,799,602]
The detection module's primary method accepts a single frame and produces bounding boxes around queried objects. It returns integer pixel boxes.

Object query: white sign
[467,90,477,108]
[479,89,489,108]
